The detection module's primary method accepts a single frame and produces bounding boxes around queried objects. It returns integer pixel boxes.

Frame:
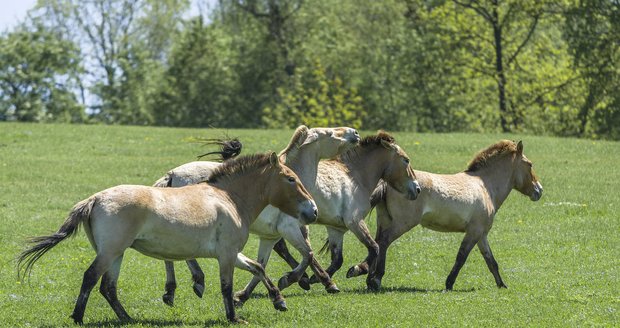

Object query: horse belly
[132,226,219,260]
[420,211,468,233]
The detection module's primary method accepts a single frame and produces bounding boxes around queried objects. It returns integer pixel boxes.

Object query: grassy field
[1,122,618,327]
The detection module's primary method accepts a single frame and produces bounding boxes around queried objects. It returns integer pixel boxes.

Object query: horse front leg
[186,259,206,298]
[162,261,176,306]
[235,253,287,312]
[345,220,381,291]
[218,255,244,324]
[446,231,481,290]
[277,224,339,293]
[309,227,345,284]
[234,238,278,308]
[272,238,311,290]
[477,233,507,288]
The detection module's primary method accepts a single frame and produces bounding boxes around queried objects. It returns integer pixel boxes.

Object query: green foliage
[0,25,84,122]
[263,60,366,128]
[1,123,618,326]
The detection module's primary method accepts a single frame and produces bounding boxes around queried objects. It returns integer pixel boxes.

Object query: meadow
[0,123,618,327]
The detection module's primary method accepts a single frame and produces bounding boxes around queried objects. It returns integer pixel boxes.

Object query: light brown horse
[348,140,543,290]
[17,152,317,324]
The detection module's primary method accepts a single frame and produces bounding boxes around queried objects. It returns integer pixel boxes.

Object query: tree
[0,24,84,122]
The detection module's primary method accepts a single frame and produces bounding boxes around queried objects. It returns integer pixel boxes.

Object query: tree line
[0,0,618,139]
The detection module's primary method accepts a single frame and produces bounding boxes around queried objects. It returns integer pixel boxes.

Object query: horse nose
[313,208,318,218]
[300,200,318,224]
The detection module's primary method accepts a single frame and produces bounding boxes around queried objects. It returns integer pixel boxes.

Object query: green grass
[1,122,618,327]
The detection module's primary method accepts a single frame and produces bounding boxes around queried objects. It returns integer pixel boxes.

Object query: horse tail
[318,238,330,256]
[197,138,243,161]
[370,180,388,209]
[153,172,173,187]
[17,197,96,281]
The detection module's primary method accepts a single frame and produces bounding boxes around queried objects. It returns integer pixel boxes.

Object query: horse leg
[162,261,176,306]
[272,238,311,290]
[235,253,287,312]
[71,255,114,324]
[348,201,394,278]
[218,255,244,324]
[277,224,339,293]
[309,228,345,284]
[345,220,381,290]
[99,254,133,322]
[445,231,481,290]
[477,234,507,288]
[186,259,206,298]
[234,238,278,308]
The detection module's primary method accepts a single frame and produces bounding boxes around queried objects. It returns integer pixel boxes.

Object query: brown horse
[348,140,543,290]
[17,152,317,324]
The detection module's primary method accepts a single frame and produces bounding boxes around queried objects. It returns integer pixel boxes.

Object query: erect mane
[466,140,518,172]
[206,153,273,183]
[338,131,395,162]
[278,125,309,158]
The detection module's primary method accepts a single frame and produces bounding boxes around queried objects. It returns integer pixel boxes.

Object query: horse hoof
[70,314,83,325]
[326,284,340,294]
[366,278,381,291]
[346,266,359,278]
[298,277,311,290]
[193,283,205,298]
[231,317,249,325]
[162,293,175,307]
[273,299,288,312]
[277,276,290,291]
[499,283,508,289]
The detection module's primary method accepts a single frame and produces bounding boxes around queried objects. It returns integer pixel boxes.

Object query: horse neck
[282,146,320,188]
[212,171,271,223]
[343,147,385,193]
[473,157,515,209]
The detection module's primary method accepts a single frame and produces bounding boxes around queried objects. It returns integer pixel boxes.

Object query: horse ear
[516,140,523,155]
[269,152,281,168]
[300,130,320,147]
[380,139,393,149]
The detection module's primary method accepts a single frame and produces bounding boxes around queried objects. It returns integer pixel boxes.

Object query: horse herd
[17,126,543,324]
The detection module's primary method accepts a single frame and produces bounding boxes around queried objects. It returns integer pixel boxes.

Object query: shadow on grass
[73,318,227,327]
[341,286,477,295]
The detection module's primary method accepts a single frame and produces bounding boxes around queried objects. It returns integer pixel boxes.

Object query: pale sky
[0,0,37,31]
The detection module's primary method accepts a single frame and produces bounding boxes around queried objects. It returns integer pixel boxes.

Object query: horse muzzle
[406,180,421,200]
[530,182,543,201]
[299,200,318,224]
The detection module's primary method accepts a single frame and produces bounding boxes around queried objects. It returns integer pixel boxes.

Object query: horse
[156,125,360,306]
[347,140,543,291]
[17,152,317,324]
[264,132,422,292]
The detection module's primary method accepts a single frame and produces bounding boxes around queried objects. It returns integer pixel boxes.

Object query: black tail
[196,137,243,161]
[17,197,95,281]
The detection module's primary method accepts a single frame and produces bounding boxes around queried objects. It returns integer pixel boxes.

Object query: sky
[0,0,37,31]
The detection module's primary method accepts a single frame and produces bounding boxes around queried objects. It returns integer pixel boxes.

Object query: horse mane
[278,125,309,159]
[337,130,395,162]
[466,140,518,172]
[206,153,273,183]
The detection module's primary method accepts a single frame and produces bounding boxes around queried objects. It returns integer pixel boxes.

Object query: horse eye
[404,158,410,164]
[288,176,296,182]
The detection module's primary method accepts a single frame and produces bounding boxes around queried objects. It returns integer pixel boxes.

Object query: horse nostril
[313,209,318,217]
[416,186,421,194]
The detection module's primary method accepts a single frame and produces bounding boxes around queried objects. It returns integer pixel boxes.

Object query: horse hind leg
[310,228,344,284]
[99,254,133,322]
[71,255,115,324]
[235,253,287,312]
[162,261,176,306]
[477,234,507,288]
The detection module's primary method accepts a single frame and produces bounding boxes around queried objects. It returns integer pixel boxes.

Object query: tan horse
[156,126,360,306]
[17,152,317,324]
[348,140,543,290]
[270,132,422,292]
